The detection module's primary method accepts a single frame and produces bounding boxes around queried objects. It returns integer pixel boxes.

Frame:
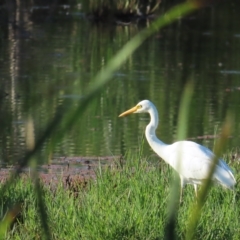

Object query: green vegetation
[1,149,239,239]
[1,1,240,239]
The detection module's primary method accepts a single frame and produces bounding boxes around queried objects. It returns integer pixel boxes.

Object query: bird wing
[167,141,236,188]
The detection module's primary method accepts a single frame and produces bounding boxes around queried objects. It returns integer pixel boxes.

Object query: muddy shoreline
[0,156,122,189]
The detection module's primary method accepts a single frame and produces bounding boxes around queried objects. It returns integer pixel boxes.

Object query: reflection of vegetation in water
[1,1,240,160]
[82,0,161,20]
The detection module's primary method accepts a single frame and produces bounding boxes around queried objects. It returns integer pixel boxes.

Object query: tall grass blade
[0,203,22,239]
[164,82,194,239]
[186,114,233,240]
[34,178,52,240]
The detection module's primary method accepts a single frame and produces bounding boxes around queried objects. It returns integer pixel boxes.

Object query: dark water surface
[0,3,240,165]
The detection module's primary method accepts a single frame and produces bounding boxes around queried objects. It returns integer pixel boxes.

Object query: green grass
[1,149,239,239]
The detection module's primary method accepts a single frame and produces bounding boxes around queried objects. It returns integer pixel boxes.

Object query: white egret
[119,100,236,201]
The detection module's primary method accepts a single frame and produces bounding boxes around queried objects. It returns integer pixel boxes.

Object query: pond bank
[0,156,122,190]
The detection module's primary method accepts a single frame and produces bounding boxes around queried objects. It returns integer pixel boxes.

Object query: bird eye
[137,105,142,109]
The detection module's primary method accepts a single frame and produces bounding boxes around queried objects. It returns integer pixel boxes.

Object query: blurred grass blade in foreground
[186,113,233,240]
[164,81,194,240]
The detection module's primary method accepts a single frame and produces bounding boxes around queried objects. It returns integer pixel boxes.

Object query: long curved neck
[145,106,169,160]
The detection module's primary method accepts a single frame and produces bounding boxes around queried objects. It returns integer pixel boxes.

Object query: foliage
[1,150,239,239]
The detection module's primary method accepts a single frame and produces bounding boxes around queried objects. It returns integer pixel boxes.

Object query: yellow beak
[119,106,138,117]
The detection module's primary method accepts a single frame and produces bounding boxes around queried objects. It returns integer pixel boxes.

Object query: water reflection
[220,70,240,75]
[0,3,240,165]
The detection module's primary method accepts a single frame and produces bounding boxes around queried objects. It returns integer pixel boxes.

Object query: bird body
[119,100,236,200]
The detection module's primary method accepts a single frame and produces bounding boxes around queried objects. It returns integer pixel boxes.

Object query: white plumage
[119,100,236,201]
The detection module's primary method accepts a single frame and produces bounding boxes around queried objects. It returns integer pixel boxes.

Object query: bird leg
[194,184,198,198]
[180,177,185,203]
[194,184,199,204]
[180,187,183,203]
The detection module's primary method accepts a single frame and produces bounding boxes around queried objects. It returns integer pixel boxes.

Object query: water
[0,3,240,165]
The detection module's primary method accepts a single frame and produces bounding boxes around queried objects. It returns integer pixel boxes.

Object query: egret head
[119,100,153,117]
